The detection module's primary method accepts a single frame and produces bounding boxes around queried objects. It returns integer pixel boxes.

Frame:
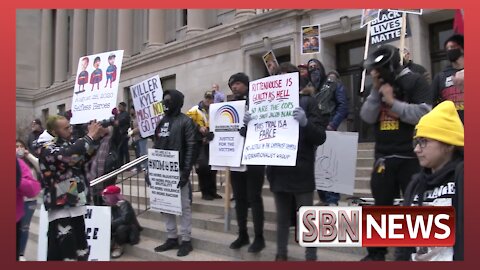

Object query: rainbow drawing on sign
[216,105,240,124]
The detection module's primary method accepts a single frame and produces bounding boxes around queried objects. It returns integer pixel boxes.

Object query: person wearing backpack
[307,59,348,206]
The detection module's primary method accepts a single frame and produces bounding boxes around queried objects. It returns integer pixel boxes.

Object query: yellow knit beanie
[414,100,464,146]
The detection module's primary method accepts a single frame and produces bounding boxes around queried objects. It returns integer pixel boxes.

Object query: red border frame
[8,1,476,269]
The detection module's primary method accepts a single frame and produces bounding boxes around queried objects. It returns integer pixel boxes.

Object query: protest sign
[38,205,112,261]
[315,131,359,195]
[263,51,280,76]
[209,100,246,167]
[388,9,423,15]
[71,50,124,124]
[242,73,299,166]
[301,24,320,54]
[370,10,411,45]
[360,9,380,28]
[130,75,164,138]
[148,149,182,216]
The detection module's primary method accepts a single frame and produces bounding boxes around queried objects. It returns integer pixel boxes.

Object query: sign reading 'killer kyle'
[242,73,299,166]
[71,50,124,124]
[130,75,164,138]
[370,10,411,45]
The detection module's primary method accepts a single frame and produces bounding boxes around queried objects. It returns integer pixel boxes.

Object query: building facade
[16,9,456,141]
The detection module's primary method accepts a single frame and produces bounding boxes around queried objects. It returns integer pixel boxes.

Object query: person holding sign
[267,63,326,261]
[39,115,107,261]
[153,89,197,257]
[360,44,432,261]
[227,72,266,253]
[186,91,220,200]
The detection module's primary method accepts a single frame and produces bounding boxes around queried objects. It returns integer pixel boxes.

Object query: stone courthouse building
[16,9,456,141]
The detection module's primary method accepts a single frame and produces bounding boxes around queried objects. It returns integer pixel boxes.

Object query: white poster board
[71,50,124,124]
[148,149,182,215]
[315,131,359,195]
[37,205,112,261]
[130,75,164,138]
[209,100,246,167]
[242,73,299,166]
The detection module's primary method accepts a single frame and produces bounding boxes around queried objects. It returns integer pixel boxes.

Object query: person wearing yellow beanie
[402,100,464,261]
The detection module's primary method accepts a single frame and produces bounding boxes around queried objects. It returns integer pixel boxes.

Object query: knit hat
[228,73,249,89]
[102,185,121,195]
[414,101,464,146]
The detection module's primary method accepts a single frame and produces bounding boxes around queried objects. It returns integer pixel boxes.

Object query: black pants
[119,136,130,165]
[273,191,317,260]
[47,216,89,261]
[113,225,130,245]
[16,221,21,260]
[367,156,420,258]
[196,165,218,197]
[230,166,265,237]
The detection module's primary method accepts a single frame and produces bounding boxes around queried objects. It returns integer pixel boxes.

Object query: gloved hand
[293,107,308,127]
[127,128,133,138]
[243,111,252,126]
[177,172,190,189]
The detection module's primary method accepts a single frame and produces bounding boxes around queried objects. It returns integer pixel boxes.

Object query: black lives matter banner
[370,10,411,46]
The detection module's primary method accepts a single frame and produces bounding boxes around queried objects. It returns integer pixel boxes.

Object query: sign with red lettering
[298,206,455,250]
[242,73,299,166]
[130,75,164,138]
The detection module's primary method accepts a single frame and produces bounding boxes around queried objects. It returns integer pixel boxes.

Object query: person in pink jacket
[16,158,41,260]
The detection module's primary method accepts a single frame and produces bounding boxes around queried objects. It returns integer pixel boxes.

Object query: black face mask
[447,48,463,62]
[163,99,172,115]
[309,69,322,90]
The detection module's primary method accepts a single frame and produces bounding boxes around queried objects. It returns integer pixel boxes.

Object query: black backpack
[104,136,121,174]
[314,78,337,116]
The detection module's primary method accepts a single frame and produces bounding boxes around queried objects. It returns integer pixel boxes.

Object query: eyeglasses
[412,138,430,149]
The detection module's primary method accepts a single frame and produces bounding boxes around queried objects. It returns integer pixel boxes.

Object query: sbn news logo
[298,206,455,247]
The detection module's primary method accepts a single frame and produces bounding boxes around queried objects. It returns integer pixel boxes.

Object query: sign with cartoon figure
[71,50,124,125]
[242,73,299,166]
[315,131,358,195]
[130,75,164,138]
[301,24,320,54]
[209,100,246,167]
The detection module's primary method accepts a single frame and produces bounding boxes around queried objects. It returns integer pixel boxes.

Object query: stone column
[186,9,208,36]
[71,9,87,75]
[147,9,165,47]
[54,9,68,83]
[40,9,53,88]
[117,9,133,56]
[93,9,108,54]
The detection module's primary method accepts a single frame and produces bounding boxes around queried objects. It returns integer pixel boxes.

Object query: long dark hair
[16,158,21,188]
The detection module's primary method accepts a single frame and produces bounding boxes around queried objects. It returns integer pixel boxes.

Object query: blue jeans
[317,190,340,205]
[19,200,37,255]
[134,138,148,169]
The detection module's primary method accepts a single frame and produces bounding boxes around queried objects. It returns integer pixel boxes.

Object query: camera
[100,116,115,128]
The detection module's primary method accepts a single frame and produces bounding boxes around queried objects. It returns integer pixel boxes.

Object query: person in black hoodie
[227,72,267,253]
[152,89,197,257]
[267,63,327,261]
[360,44,432,261]
[431,34,464,123]
[402,100,464,261]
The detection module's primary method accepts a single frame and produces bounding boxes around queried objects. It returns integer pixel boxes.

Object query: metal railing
[90,155,150,215]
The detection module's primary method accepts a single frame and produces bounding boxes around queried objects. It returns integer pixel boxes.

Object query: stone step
[135,215,366,261]
[357,143,375,150]
[356,149,374,158]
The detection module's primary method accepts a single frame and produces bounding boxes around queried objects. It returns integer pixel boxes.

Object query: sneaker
[111,245,124,258]
[154,238,179,252]
[19,256,26,261]
[275,254,287,261]
[177,241,193,257]
[229,234,250,249]
[248,236,265,253]
[213,194,223,199]
[360,254,386,261]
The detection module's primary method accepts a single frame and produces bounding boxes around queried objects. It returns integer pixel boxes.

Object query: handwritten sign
[242,73,299,166]
[148,149,182,216]
[71,50,124,124]
[130,75,164,138]
[209,100,246,167]
[315,131,359,195]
